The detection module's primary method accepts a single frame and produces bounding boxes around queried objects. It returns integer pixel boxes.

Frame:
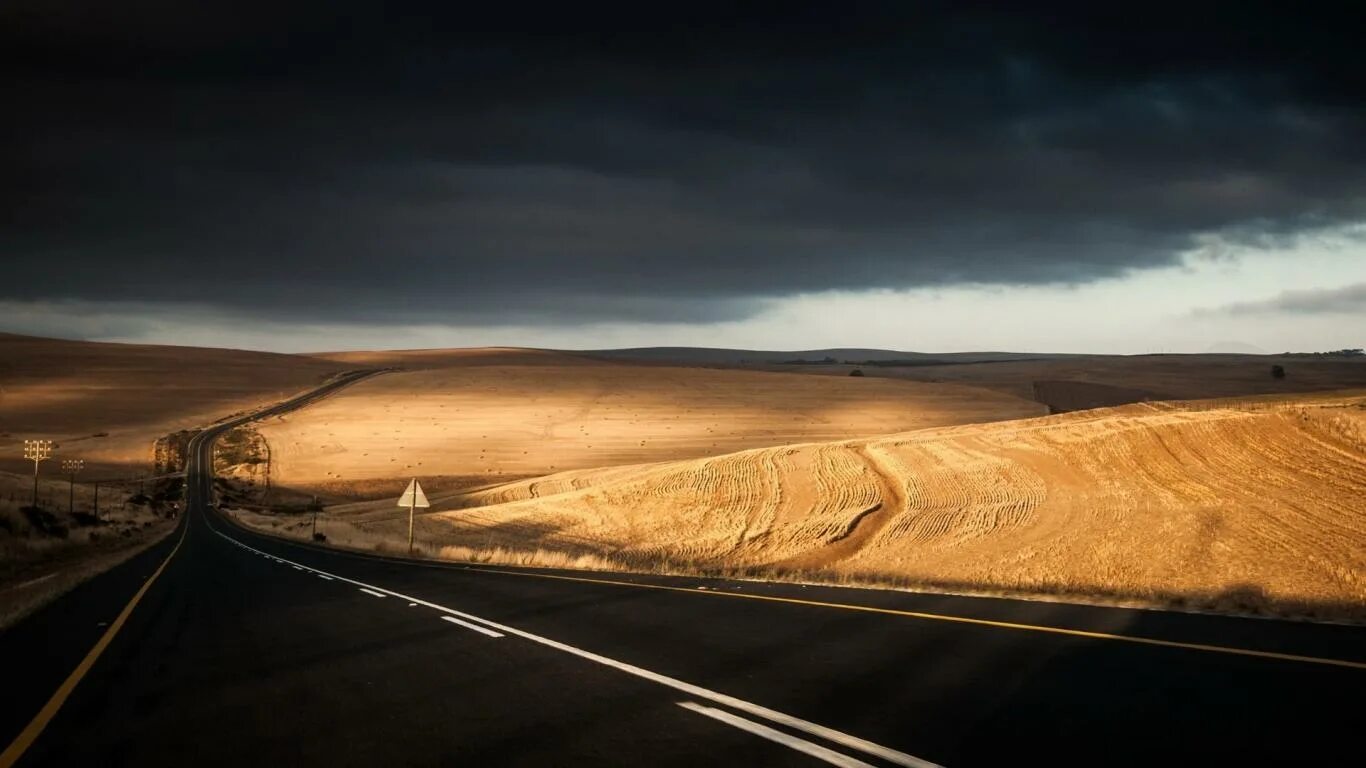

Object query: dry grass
[291,391,1366,621]
[0,467,177,628]
[0,524,175,629]
[254,357,1042,492]
[226,507,625,572]
[8,333,1364,622]
[0,332,345,475]
[0,332,345,626]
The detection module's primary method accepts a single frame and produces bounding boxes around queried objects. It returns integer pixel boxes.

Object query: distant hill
[1205,341,1268,354]
[579,347,1074,365]
[0,333,344,468]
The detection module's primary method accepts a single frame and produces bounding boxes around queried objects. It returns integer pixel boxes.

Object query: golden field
[0,332,344,621]
[4,333,1363,620]
[243,389,1366,619]
[0,333,344,474]
[254,350,1043,495]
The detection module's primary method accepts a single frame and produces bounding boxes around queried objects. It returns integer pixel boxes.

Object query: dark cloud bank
[3,3,1364,328]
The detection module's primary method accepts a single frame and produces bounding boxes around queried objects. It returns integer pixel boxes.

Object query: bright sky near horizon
[5,231,1362,354]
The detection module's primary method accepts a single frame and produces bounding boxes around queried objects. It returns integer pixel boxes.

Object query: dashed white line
[317,575,334,581]
[209,523,936,768]
[440,615,505,638]
[426,607,934,767]
[678,701,874,767]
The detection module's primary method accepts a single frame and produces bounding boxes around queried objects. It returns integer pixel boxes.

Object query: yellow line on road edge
[0,521,188,768]
[461,566,1366,671]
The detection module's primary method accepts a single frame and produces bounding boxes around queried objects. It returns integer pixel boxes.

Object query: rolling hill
[258,390,1366,619]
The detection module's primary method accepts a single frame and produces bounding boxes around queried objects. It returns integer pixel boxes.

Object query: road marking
[212,508,1366,671]
[292,566,304,571]
[447,566,1366,671]
[0,521,188,768]
[209,525,935,768]
[440,615,505,638]
[358,588,387,598]
[678,701,874,768]
[0,572,59,594]
[317,575,334,581]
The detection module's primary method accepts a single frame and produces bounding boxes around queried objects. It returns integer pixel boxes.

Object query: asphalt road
[2,376,1363,767]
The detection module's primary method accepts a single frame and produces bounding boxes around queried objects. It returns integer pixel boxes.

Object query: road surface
[2,375,1362,766]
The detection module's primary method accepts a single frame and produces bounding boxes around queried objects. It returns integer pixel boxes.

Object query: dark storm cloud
[3,2,1365,326]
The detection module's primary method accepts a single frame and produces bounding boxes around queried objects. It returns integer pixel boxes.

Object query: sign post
[397,478,430,555]
[62,459,84,514]
[23,440,53,509]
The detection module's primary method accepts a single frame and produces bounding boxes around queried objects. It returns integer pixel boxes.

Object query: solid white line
[440,615,505,638]
[358,588,387,598]
[207,523,937,768]
[678,701,875,768]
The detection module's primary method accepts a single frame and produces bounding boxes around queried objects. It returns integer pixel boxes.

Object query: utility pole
[62,459,84,514]
[23,439,53,509]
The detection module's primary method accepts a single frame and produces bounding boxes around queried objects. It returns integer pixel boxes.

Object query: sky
[2,3,1363,353]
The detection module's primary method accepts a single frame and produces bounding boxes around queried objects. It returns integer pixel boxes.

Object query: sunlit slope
[422,392,1365,611]
[0,333,343,469]
[257,361,1042,486]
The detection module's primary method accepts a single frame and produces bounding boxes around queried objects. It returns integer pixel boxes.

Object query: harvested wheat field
[0,333,345,474]
[253,356,1042,496]
[259,390,1366,619]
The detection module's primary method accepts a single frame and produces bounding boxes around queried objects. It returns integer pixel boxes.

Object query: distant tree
[849,369,865,377]
[1271,364,1286,380]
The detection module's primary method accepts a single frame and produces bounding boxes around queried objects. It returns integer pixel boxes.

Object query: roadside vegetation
[0,472,177,628]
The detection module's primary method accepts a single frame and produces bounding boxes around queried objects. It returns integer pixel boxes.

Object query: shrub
[849,369,865,377]
[1271,364,1286,379]
[21,506,59,534]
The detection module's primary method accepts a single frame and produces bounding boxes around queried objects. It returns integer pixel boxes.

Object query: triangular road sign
[397,478,430,508]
